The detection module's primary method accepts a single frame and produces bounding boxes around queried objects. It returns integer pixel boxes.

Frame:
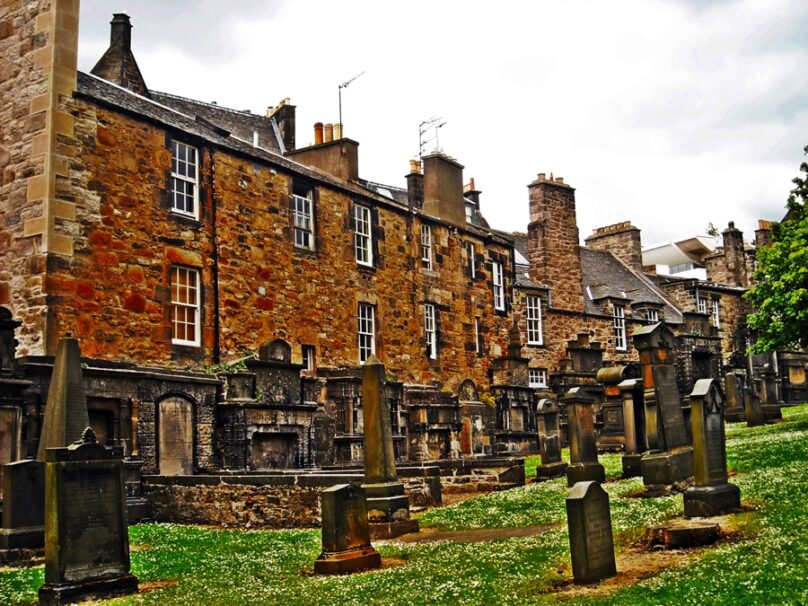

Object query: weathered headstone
[618,378,645,478]
[566,481,617,584]
[38,428,138,605]
[759,364,783,422]
[314,483,381,574]
[723,372,746,423]
[535,398,567,480]
[0,460,45,562]
[564,389,605,487]
[632,324,694,486]
[684,379,741,517]
[361,355,419,538]
[595,365,641,451]
[743,375,765,428]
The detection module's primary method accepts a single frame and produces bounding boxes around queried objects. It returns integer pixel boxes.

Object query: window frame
[292,189,315,250]
[646,308,659,323]
[353,204,374,267]
[170,266,201,347]
[357,303,376,363]
[421,224,433,270]
[525,295,543,345]
[528,368,548,389]
[468,243,476,279]
[711,298,720,328]
[697,295,708,315]
[424,303,437,359]
[474,316,482,356]
[492,261,505,311]
[613,303,627,351]
[170,141,199,219]
[302,345,316,372]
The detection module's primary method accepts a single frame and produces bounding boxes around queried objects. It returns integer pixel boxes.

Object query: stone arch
[258,338,291,363]
[157,394,195,475]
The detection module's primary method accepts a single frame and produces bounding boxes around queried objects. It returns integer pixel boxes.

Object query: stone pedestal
[563,390,605,487]
[618,378,645,478]
[640,447,693,485]
[363,482,420,539]
[536,398,568,481]
[536,460,568,480]
[621,453,643,478]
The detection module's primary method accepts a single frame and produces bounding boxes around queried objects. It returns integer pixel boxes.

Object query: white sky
[76,0,808,246]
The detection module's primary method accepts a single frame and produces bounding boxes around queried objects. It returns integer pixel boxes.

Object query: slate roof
[580,248,684,322]
[646,273,748,294]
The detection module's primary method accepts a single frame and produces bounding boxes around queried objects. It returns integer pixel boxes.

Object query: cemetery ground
[2,406,807,606]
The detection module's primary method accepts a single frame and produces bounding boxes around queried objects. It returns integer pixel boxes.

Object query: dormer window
[170,141,198,219]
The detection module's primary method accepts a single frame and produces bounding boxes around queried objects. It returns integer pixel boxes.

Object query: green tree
[745,145,808,352]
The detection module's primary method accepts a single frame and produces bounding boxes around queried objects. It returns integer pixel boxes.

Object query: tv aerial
[338,71,365,127]
[419,115,447,159]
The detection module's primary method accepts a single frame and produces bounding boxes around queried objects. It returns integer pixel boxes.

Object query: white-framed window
[421,224,433,270]
[711,298,720,328]
[474,317,482,355]
[292,191,315,250]
[697,295,708,314]
[170,141,198,218]
[302,345,315,372]
[468,243,476,279]
[613,304,627,351]
[357,303,375,363]
[170,266,200,346]
[529,368,548,388]
[424,303,437,359]
[526,295,543,345]
[493,261,505,311]
[646,309,659,323]
[353,204,373,266]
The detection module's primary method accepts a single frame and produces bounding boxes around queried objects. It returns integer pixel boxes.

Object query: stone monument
[618,378,645,478]
[564,389,605,487]
[683,379,741,517]
[314,483,381,574]
[743,375,765,428]
[535,398,567,480]
[595,364,641,451]
[759,364,783,422]
[361,355,419,538]
[632,324,694,486]
[38,428,138,605]
[723,372,746,423]
[566,481,617,584]
[0,460,45,563]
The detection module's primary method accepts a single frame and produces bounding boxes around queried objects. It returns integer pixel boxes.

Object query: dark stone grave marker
[618,378,645,478]
[564,389,605,487]
[314,483,381,574]
[684,379,741,517]
[723,372,745,423]
[38,428,138,605]
[566,481,617,584]
[536,398,567,480]
[0,460,45,561]
[759,364,783,422]
[744,376,765,428]
[361,355,419,538]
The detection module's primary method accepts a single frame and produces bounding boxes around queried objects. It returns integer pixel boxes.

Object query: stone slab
[683,483,741,518]
[644,519,720,548]
[314,547,381,575]
[640,447,693,486]
[0,526,44,550]
[38,572,139,606]
[536,460,568,481]
[566,462,606,487]
[621,453,643,478]
[368,518,420,540]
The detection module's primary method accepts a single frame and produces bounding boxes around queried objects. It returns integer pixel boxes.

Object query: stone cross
[39,427,138,605]
[563,389,605,487]
[535,398,567,480]
[683,379,741,517]
[314,483,381,574]
[566,481,617,584]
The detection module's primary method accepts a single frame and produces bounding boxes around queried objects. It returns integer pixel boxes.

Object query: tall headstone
[564,389,605,487]
[618,378,645,478]
[38,428,138,605]
[743,375,765,428]
[632,324,694,486]
[361,356,419,538]
[723,372,746,423]
[37,337,90,462]
[759,364,783,422]
[535,398,567,480]
[314,483,381,574]
[566,481,617,584]
[683,380,741,517]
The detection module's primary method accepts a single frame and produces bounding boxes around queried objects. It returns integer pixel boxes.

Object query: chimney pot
[537,172,546,180]
[314,122,324,145]
[409,159,422,174]
[556,177,564,184]
[333,123,343,140]
[324,123,334,143]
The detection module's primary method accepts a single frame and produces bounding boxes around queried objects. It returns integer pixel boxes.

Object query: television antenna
[338,71,365,128]
[419,116,447,159]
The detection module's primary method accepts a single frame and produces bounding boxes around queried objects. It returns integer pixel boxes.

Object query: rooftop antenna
[338,71,365,128]
[419,115,444,159]
[434,121,447,152]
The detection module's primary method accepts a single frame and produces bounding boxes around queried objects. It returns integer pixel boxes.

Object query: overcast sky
[76,0,807,247]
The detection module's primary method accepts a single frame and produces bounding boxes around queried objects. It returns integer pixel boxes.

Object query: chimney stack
[110,13,132,50]
[406,160,424,209]
[585,221,643,273]
[266,98,296,152]
[90,13,150,97]
[422,152,466,226]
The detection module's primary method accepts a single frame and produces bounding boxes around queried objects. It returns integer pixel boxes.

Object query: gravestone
[0,460,45,561]
[684,379,741,517]
[314,483,381,574]
[759,364,783,422]
[632,324,694,486]
[723,372,746,423]
[618,378,645,478]
[595,365,641,451]
[566,481,617,584]
[564,389,605,487]
[743,375,765,428]
[38,428,138,605]
[361,356,419,538]
[535,398,567,480]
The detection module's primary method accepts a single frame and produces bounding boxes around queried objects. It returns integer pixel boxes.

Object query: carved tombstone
[564,389,605,487]
[632,324,694,486]
[759,364,783,422]
[723,372,746,423]
[39,428,138,605]
[361,355,419,538]
[618,378,645,478]
[684,380,741,517]
[314,483,381,574]
[743,376,765,428]
[535,398,567,480]
[0,460,45,557]
[566,481,617,584]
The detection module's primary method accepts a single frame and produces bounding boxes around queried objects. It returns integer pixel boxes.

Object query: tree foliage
[745,145,808,352]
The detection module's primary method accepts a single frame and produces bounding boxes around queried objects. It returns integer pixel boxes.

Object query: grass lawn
[2,404,807,605]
